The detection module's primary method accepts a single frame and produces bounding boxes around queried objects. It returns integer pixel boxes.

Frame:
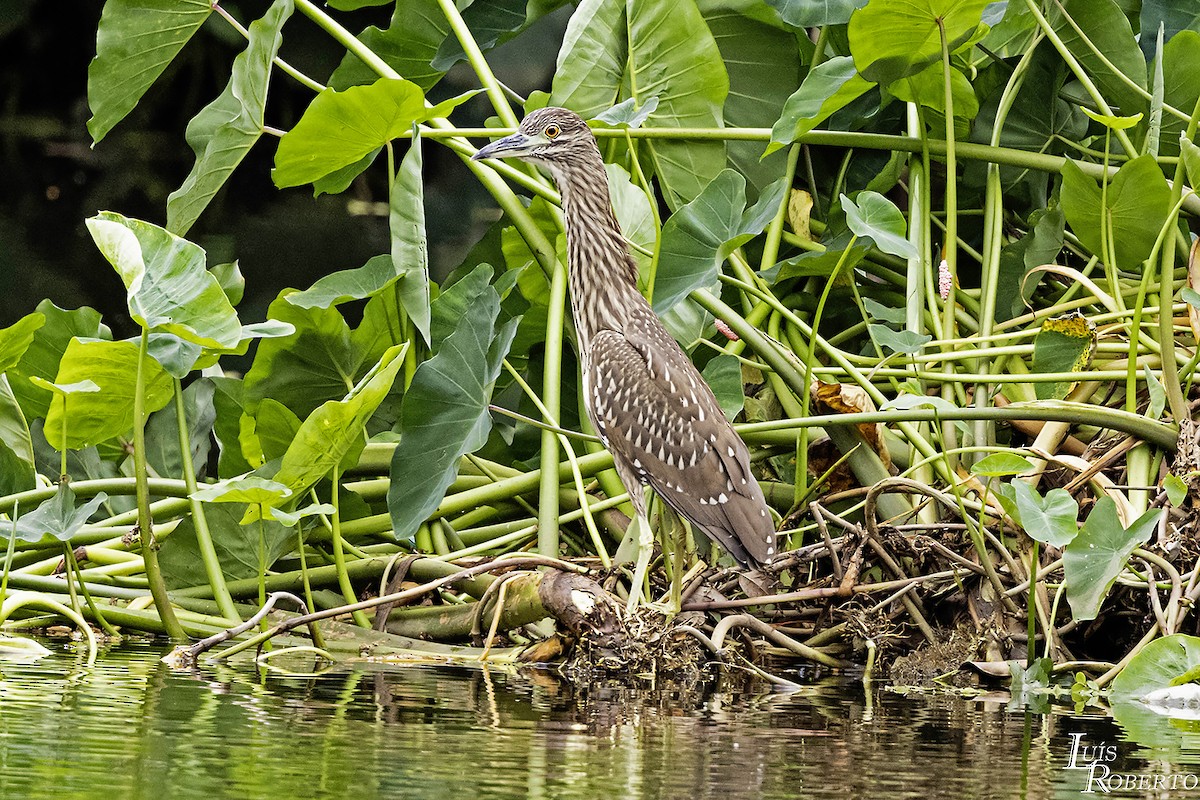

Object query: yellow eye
[544,124,561,139]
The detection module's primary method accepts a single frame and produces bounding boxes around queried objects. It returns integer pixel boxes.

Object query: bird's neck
[550,149,644,352]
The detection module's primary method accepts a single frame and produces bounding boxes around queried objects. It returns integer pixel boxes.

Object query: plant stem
[174,378,238,621]
[133,328,185,640]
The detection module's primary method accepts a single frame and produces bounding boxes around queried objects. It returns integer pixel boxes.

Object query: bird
[472,107,776,607]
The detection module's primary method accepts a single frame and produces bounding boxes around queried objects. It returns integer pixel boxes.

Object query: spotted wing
[586,311,775,567]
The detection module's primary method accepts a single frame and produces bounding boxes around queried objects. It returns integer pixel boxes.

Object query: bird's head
[471,107,593,167]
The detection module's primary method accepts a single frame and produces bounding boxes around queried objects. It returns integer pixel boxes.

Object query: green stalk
[537,261,568,559]
[434,0,519,128]
[1156,94,1200,425]
[1027,540,1039,666]
[173,378,238,621]
[328,465,370,628]
[64,544,119,637]
[133,328,185,640]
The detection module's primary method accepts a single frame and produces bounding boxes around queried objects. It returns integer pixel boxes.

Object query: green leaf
[1112,634,1200,701]
[607,164,658,289]
[167,0,293,235]
[432,0,566,70]
[272,344,408,503]
[654,171,787,313]
[767,56,874,155]
[1048,0,1147,119]
[702,354,745,421]
[209,377,252,478]
[287,255,399,311]
[891,61,979,119]
[701,5,803,192]
[242,295,366,421]
[144,379,214,481]
[593,97,659,129]
[1164,473,1188,507]
[1063,498,1160,621]
[867,325,932,355]
[11,482,108,544]
[86,0,213,143]
[271,502,336,528]
[766,0,866,26]
[158,502,293,587]
[1031,312,1096,400]
[1140,0,1200,60]
[1182,135,1200,189]
[848,0,991,85]
[273,79,477,187]
[7,302,110,422]
[550,0,728,205]
[44,339,174,451]
[253,398,302,463]
[0,313,45,375]
[1011,481,1079,547]
[328,0,451,93]
[430,264,496,351]
[970,453,1035,477]
[1080,107,1143,130]
[86,212,243,349]
[192,476,292,507]
[1160,32,1200,158]
[387,287,518,544]
[388,132,432,344]
[841,191,918,259]
[0,376,35,495]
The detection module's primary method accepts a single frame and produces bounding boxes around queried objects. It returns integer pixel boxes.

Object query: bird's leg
[625,512,655,613]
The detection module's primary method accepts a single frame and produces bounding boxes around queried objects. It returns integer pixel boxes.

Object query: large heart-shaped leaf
[1009,481,1079,547]
[768,57,874,154]
[0,376,36,495]
[701,4,803,193]
[550,0,728,205]
[86,0,213,143]
[1060,155,1172,271]
[167,0,293,236]
[654,171,787,313]
[388,132,432,344]
[1048,0,1147,120]
[44,339,174,450]
[848,0,991,85]
[272,344,407,505]
[1111,634,1200,701]
[841,191,918,259]
[1063,498,1160,621]
[387,286,519,543]
[11,482,108,544]
[272,79,476,188]
[86,212,243,350]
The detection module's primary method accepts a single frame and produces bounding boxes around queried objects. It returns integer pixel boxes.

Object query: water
[0,640,1197,799]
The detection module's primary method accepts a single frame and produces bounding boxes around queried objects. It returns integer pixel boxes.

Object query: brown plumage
[472,107,776,569]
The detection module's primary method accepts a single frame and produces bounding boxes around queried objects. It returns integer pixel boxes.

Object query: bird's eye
[544,124,561,139]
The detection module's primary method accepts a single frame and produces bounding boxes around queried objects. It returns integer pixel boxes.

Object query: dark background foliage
[0,0,568,335]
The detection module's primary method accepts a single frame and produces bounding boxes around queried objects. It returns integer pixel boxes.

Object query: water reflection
[0,640,1194,799]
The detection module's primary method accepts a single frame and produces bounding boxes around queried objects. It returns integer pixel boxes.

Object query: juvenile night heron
[473,107,776,606]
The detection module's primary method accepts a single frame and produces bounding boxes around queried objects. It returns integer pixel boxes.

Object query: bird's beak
[471,131,535,161]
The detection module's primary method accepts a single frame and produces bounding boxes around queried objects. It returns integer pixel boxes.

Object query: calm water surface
[1,640,1197,799]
